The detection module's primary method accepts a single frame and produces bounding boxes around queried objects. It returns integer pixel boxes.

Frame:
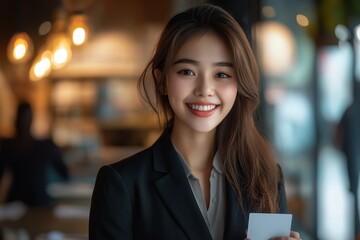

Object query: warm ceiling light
[29,50,52,81]
[47,33,72,69]
[72,27,86,45]
[29,32,72,81]
[53,47,70,66]
[68,13,90,46]
[296,14,309,27]
[7,32,33,64]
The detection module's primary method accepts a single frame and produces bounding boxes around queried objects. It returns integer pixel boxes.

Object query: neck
[171,125,216,171]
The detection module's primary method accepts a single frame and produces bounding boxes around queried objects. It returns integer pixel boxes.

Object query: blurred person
[0,101,69,206]
[89,4,301,240]
[335,80,360,239]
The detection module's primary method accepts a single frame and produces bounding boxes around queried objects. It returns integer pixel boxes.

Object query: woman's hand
[271,231,302,240]
[245,231,302,240]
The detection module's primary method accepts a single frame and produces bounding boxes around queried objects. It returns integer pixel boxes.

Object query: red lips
[187,103,219,117]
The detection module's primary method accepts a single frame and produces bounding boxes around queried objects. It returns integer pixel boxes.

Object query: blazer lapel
[152,130,212,240]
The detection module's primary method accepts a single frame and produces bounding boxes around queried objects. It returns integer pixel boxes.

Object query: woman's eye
[178,70,195,76]
[216,72,230,78]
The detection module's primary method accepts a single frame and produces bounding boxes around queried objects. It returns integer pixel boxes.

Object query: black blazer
[89,130,288,240]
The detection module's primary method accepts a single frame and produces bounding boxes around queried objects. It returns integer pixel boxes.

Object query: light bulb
[47,33,72,69]
[7,32,33,63]
[68,14,90,46]
[72,27,86,45]
[29,50,52,81]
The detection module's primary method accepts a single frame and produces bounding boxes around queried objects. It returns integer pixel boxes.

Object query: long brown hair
[138,4,280,213]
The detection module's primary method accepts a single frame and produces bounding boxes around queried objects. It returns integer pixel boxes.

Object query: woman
[89,4,300,240]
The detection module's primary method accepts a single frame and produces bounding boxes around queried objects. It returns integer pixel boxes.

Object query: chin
[189,124,219,134]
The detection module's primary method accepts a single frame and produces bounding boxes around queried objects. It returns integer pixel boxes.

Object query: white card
[247,213,292,240]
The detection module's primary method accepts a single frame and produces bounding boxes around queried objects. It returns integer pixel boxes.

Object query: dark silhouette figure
[0,101,69,206]
[335,81,360,238]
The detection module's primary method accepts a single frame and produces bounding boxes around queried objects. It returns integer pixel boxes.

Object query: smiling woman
[89,4,301,240]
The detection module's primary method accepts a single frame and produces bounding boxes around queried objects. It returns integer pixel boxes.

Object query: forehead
[173,32,233,63]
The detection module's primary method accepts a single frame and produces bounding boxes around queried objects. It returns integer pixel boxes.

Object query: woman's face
[166,32,238,134]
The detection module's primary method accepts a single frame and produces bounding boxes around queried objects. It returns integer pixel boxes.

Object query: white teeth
[189,104,216,111]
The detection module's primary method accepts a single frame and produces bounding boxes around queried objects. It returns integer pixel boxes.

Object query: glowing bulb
[40,52,52,72]
[34,60,48,78]
[47,33,72,69]
[29,50,53,81]
[72,27,86,45]
[296,14,309,27]
[13,42,27,60]
[53,48,68,65]
[7,32,33,63]
[68,14,90,46]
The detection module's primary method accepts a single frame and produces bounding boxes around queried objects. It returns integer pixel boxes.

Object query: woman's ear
[154,69,167,95]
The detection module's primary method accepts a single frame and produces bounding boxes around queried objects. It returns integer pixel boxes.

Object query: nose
[193,74,214,97]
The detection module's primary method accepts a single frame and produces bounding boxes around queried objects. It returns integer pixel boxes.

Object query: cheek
[166,76,190,97]
[166,73,176,93]
[220,84,238,105]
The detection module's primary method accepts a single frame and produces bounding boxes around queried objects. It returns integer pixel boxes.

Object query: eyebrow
[173,58,233,68]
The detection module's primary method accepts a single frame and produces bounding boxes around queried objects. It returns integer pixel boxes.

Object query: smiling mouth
[188,103,218,111]
[186,103,219,117]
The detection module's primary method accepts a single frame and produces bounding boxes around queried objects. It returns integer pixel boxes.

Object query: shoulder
[95,144,160,188]
[95,128,175,187]
[107,128,173,176]
[110,146,154,174]
[93,145,158,201]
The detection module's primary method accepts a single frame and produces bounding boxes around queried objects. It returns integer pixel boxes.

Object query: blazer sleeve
[89,165,133,240]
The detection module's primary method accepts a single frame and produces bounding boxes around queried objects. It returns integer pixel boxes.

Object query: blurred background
[0,0,360,239]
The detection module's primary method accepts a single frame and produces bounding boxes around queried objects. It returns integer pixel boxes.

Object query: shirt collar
[173,144,223,177]
[212,151,223,174]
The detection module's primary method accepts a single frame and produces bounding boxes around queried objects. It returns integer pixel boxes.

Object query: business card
[247,213,293,240]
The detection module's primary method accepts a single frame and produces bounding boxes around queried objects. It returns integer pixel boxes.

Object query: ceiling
[0,0,176,71]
